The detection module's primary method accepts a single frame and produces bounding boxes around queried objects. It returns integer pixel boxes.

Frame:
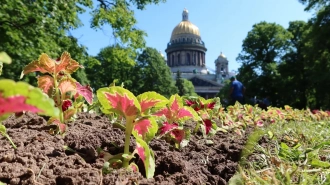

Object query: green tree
[278,21,310,109]
[216,79,231,106]
[299,0,329,11]
[85,45,135,91]
[302,5,330,109]
[175,70,185,96]
[0,0,93,83]
[236,21,292,107]
[0,0,166,84]
[182,79,197,96]
[133,47,178,97]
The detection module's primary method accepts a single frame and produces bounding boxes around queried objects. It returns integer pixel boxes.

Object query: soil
[0,112,250,185]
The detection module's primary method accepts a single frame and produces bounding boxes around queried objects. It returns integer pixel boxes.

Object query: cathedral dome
[170,9,201,41]
[171,21,200,39]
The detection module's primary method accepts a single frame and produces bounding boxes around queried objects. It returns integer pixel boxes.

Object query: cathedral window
[186,53,191,65]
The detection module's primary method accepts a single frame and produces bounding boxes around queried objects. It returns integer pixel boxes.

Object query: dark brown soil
[0,112,250,185]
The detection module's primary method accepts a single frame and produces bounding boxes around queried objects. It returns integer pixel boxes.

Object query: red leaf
[203,119,212,135]
[75,82,93,104]
[21,54,55,77]
[37,75,54,96]
[207,102,216,109]
[170,129,185,143]
[51,119,66,133]
[0,95,42,116]
[55,52,81,75]
[185,100,201,111]
[159,122,178,135]
[104,92,138,117]
[62,99,72,111]
[185,100,196,106]
[134,119,152,136]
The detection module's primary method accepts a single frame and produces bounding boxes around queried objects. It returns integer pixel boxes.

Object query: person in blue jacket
[229,76,246,105]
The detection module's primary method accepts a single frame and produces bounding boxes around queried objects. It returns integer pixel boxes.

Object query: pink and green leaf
[37,75,54,97]
[137,92,168,115]
[159,122,178,136]
[154,94,196,122]
[135,137,155,179]
[0,95,42,118]
[0,80,59,120]
[128,163,139,173]
[133,117,158,143]
[58,78,76,97]
[75,82,93,104]
[97,86,140,119]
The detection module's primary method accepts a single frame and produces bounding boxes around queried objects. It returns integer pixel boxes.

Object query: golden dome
[219,52,226,58]
[171,21,200,40]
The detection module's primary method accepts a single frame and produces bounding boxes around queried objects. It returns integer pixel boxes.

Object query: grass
[229,120,330,185]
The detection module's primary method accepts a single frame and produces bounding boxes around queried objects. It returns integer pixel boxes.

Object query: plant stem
[53,74,64,123]
[122,117,134,167]
[5,134,17,149]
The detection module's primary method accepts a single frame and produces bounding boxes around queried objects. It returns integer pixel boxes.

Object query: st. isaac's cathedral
[164,8,235,98]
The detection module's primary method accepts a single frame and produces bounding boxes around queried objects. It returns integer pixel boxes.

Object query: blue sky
[70,0,312,72]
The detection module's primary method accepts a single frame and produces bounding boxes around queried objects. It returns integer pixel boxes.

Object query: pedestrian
[229,76,245,105]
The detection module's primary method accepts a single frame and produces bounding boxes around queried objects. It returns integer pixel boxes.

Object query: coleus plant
[97,86,168,178]
[0,79,59,149]
[154,94,198,148]
[183,96,221,136]
[20,52,93,133]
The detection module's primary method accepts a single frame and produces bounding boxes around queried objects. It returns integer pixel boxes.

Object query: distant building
[165,8,235,98]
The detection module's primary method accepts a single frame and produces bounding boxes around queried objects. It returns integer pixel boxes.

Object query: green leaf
[311,159,330,168]
[0,123,6,135]
[0,52,12,64]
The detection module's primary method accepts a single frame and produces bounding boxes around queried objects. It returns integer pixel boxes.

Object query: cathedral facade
[165,9,234,98]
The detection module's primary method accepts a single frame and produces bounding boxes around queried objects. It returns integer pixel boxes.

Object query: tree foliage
[299,0,329,11]
[85,45,135,91]
[133,47,178,97]
[278,21,310,109]
[175,71,185,96]
[236,22,292,106]
[0,0,93,83]
[0,0,166,84]
[182,79,197,97]
[235,1,330,109]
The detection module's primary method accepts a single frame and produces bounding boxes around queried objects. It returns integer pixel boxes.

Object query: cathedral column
[181,51,186,65]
